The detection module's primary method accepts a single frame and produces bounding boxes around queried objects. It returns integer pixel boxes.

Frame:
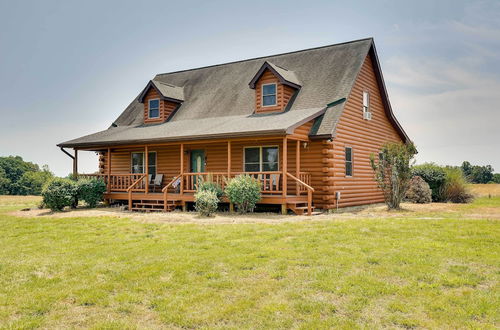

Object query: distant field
[469,184,500,197]
[0,195,498,328]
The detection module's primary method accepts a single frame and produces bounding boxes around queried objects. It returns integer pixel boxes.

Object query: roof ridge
[155,37,373,77]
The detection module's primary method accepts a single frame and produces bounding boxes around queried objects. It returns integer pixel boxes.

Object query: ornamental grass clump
[441,167,473,203]
[225,174,261,214]
[194,190,219,217]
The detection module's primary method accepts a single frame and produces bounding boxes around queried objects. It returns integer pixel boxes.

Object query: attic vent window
[262,83,277,107]
[149,99,160,118]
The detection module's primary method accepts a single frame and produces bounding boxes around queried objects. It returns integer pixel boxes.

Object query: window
[262,83,277,107]
[148,99,160,118]
[363,91,370,113]
[345,147,353,176]
[244,146,279,172]
[131,152,157,175]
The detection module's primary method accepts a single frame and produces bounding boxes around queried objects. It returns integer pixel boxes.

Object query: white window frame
[131,151,157,174]
[363,91,370,114]
[261,83,277,107]
[243,145,279,172]
[148,98,160,119]
[345,147,353,177]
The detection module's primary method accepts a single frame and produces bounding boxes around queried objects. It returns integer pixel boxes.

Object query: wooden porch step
[287,202,315,216]
[131,199,180,213]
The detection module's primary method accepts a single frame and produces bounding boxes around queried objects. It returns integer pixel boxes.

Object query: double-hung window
[131,152,157,175]
[345,147,353,176]
[262,83,277,107]
[148,99,160,119]
[244,146,279,172]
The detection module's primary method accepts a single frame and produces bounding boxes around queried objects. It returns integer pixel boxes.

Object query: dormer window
[262,83,277,107]
[138,80,184,124]
[249,62,301,114]
[148,99,160,118]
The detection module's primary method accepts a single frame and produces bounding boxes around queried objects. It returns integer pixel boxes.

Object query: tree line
[0,156,54,195]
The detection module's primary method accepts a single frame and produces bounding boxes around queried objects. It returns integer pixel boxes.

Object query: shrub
[42,178,78,211]
[225,174,261,213]
[77,178,107,208]
[405,176,432,204]
[194,190,219,216]
[196,174,224,198]
[441,168,473,203]
[370,142,417,210]
[412,163,446,201]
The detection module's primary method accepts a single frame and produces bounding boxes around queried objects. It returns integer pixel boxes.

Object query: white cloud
[385,55,500,169]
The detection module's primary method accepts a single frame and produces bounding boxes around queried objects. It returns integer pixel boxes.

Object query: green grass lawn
[0,196,498,329]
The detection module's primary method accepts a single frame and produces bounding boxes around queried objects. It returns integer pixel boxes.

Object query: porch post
[180,143,186,211]
[296,140,300,195]
[228,140,234,212]
[107,148,111,193]
[282,137,287,214]
[145,145,149,193]
[73,149,78,178]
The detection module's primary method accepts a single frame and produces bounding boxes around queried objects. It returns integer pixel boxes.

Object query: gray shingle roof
[60,38,383,148]
[59,108,325,148]
[137,80,184,103]
[248,61,301,89]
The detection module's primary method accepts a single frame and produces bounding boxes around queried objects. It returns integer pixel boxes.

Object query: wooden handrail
[286,172,314,192]
[286,172,314,216]
[127,174,146,211]
[162,174,182,211]
[127,174,147,192]
[162,174,182,193]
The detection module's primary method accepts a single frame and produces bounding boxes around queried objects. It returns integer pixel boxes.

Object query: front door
[190,150,205,190]
[190,150,205,173]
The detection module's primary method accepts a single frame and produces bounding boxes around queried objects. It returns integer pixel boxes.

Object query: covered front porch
[72,136,315,215]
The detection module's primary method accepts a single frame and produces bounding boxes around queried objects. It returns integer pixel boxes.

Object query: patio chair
[149,174,163,192]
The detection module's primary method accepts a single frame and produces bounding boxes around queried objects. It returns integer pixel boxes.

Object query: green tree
[370,142,417,210]
[461,161,473,179]
[17,170,54,195]
[469,165,494,184]
[0,156,53,195]
[492,173,500,184]
[0,168,10,195]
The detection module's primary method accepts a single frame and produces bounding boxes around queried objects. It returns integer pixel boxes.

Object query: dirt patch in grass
[10,199,500,223]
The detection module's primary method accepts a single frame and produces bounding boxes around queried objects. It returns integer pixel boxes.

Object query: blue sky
[1,0,499,176]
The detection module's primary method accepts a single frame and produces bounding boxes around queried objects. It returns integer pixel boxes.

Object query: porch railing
[78,173,147,192]
[83,172,311,196]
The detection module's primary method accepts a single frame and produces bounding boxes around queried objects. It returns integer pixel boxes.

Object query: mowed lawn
[0,194,499,329]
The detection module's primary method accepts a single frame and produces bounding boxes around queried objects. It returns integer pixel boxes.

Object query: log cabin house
[58,38,410,215]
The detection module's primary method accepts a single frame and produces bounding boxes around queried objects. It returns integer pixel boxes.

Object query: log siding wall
[329,54,403,207]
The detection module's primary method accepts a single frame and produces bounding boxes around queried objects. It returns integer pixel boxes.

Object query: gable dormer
[249,61,301,114]
[138,80,184,124]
